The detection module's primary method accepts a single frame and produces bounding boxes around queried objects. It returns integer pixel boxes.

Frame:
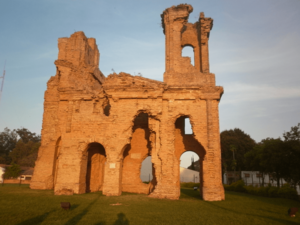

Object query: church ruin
[30,4,225,201]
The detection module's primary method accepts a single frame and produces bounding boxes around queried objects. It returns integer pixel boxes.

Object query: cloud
[222,82,300,105]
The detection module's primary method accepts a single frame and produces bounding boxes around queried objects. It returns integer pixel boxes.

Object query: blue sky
[0,0,299,168]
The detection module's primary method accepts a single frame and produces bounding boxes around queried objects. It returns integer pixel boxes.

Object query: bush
[267,186,279,197]
[3,163,21,179]
[225,181,298,201]
[181,182,200,188]
[224,180,246,192]
[278,184,298,200]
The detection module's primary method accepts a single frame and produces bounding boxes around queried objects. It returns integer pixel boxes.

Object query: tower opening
[182,46,195,66]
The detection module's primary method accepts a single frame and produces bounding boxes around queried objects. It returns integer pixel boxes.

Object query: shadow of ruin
[30,4,225,201]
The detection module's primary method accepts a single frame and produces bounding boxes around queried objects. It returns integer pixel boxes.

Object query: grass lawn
[0,184,299,225]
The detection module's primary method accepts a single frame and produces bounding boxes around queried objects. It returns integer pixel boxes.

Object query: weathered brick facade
[30,4,225,201]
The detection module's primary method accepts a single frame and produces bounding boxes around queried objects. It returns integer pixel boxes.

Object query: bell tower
[161,4,214,86]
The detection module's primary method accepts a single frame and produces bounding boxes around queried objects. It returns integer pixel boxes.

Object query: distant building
[18,167,34,180]
[0,164,34,182]
[0,164,5,183]
[140,157,200,183]
[180,167,200,183]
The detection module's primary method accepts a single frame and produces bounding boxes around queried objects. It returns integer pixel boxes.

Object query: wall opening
[140,156,153,183]
[103,98,111,116]
[180,151,200,183]
[175,115,206,198]
[86,142,106,193]
[179,151,203,198]
[182,46,195,66]
[184,118,193,135]
[122,112,156,194]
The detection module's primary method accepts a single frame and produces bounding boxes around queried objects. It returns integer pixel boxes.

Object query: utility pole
[0,61,6,105]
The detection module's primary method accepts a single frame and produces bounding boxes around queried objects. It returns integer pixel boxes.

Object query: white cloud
[222,82,300,104]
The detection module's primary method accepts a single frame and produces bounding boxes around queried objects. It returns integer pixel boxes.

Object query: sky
[0,0,299,169]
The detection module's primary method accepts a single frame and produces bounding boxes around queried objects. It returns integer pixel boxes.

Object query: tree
[244,143,267,186]
[221,128,256,175]
[3,163,21,179]
[0,128,18,164]
[0,127,41,167]
[283,123,300,141]
[15,128,41,143]
[258,138,287,188]
[9,141,40,167]
[282,123,300,188]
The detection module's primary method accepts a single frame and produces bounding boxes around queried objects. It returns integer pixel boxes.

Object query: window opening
[184,118,193,135]
[140,156,153,183]
[182,46,194,66]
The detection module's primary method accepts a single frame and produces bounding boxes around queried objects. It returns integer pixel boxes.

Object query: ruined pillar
[102,147,123,196]
[202,99,225,201]
[199,12,213,73]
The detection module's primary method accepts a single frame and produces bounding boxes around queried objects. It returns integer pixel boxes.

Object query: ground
[0,184,299,224]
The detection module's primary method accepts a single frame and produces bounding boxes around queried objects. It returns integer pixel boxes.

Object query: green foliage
[0,127,41,167]
[3,163,21,178]
[224,180,246,192]
[278,183,298,200]
[0,128,18,164]
[221,128,256,172]
[225,180,298,201]
[180,182,200,188]
[9,140,40,167]
[244,123,300,188]
[281,137,300,188]
[15,128,41,143]
[283,123,300,141]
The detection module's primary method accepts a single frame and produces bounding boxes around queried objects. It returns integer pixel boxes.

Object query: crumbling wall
[161,4,215,86]
[31,4,225,201]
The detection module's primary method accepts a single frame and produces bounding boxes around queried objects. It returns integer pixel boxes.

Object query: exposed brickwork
[30,4,225,201]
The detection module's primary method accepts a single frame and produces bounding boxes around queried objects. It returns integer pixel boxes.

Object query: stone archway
[85,142,106,193]
[174,116,206,196]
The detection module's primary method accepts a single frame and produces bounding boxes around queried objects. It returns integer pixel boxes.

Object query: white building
[180,167,199,183]
[0,165,5,183]
[140,156,200,183]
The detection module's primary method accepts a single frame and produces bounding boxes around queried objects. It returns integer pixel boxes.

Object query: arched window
[182,45,195,66]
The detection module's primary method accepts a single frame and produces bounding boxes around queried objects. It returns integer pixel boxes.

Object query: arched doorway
[86,142,106,193]
[174,116,206,197]
[180,151,200,183]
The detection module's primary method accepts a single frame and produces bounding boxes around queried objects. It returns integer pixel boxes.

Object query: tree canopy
[243,122,300,188]
[220,128,256,173]
[0,127,40,167]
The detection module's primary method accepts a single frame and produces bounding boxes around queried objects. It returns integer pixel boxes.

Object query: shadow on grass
[180,188,202,200]
[16,210,54,225]
[64,195,102,225]
[113,213,130,225]
[206,200,299,225]
[226,191,299,207]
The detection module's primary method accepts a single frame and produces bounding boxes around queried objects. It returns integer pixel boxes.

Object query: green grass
[0,185,300,225]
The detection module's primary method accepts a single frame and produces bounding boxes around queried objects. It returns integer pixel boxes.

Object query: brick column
[202,99,225,201]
